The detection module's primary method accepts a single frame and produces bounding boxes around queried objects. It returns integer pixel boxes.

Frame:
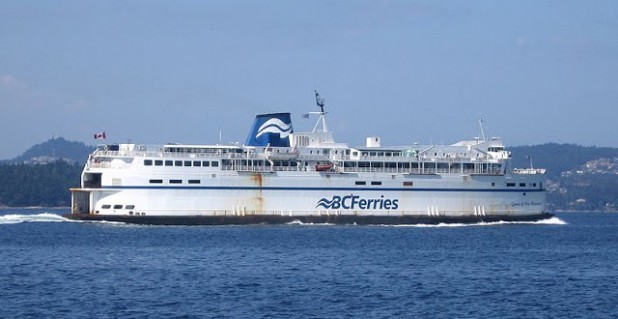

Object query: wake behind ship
[67,92,552,225]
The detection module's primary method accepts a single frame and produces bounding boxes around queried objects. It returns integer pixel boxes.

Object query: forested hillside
[0,161,82,207]
[510,143,618,179]
[511,144,618,211]
[6,137,94,164]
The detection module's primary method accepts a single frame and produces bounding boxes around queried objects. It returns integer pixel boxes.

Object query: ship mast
[312,90,329,133]
[478,118,486,143]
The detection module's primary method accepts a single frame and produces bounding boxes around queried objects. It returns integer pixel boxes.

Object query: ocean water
[1,209,617,318]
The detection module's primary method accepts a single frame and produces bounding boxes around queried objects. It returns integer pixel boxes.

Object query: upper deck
[85,137,524,176]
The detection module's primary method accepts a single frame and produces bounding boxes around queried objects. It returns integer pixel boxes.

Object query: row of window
[218,159,502,171]
[355,181,383,186]
[141,178,534,188]
[506,182,537,187]
[101,204,135,210]
[143,180,536,188]
[344,162,502,170]
[165,147,243,154]
[97,204,145,216]
[150,179,201,184]
[144,159,219,168]
[222,159,297,167]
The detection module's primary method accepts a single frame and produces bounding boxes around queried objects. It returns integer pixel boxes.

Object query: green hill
[510,144,618,211]
[8,137,95,164]
[510,143,618,179]
[0,161,82,207]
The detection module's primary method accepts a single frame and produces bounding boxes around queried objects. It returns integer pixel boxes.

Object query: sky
[1,0,617,159]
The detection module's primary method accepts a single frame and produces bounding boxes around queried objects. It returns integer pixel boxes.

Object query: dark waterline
[1,209,617,318]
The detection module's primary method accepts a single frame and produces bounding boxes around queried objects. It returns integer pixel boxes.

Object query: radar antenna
[315,90,325,113]
[311,90,329,133]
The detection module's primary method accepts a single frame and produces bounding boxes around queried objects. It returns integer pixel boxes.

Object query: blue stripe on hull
[103,186,544,192]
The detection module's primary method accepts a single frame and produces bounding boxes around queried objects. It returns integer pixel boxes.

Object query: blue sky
[1,0,617,159]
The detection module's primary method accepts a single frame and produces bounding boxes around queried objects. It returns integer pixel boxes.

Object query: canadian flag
[94,132,106,139]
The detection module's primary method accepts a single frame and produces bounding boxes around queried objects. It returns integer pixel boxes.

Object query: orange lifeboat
[315,163,334,171]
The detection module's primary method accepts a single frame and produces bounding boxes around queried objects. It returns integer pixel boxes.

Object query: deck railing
[88,149,507,175]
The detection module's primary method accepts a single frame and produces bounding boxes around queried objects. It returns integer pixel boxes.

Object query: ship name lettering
[317,195,399,210]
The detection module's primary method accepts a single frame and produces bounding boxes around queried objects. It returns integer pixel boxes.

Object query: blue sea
[1,209,617,318]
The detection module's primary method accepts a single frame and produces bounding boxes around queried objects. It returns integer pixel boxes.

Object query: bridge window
[144,160,152,166]
[202,161,210,167]
[193,161,201,167]
[150,179,163,184]
[170,179,182,184]
[102,204,111,209]
[355,181,366,185]
[188,180,200,184]
[165,160,173,166]
[175,160,182,166]
[155,160,163,166]
[371,181,382,186]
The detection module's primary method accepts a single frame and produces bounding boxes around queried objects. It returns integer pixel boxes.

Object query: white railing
[513,168,546,175]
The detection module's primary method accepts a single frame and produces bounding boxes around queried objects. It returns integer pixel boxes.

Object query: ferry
[67,92,552,225]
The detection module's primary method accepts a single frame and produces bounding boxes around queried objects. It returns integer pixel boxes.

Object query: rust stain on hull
[250,173,264,212]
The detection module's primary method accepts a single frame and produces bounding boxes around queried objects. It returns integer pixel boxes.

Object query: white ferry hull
[68,172,550,225]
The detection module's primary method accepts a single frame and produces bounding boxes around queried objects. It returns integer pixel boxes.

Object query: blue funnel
[245,113,294,147]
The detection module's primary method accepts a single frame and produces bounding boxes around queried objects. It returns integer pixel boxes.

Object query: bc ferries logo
[256,118,293,139]
[317,195,399,210]
[245,113,293,147]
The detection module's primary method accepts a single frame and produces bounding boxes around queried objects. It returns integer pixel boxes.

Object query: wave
[285,219,335,226]
[0,213,73,224]
[0,213,136,227]
[383,216,567,228]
